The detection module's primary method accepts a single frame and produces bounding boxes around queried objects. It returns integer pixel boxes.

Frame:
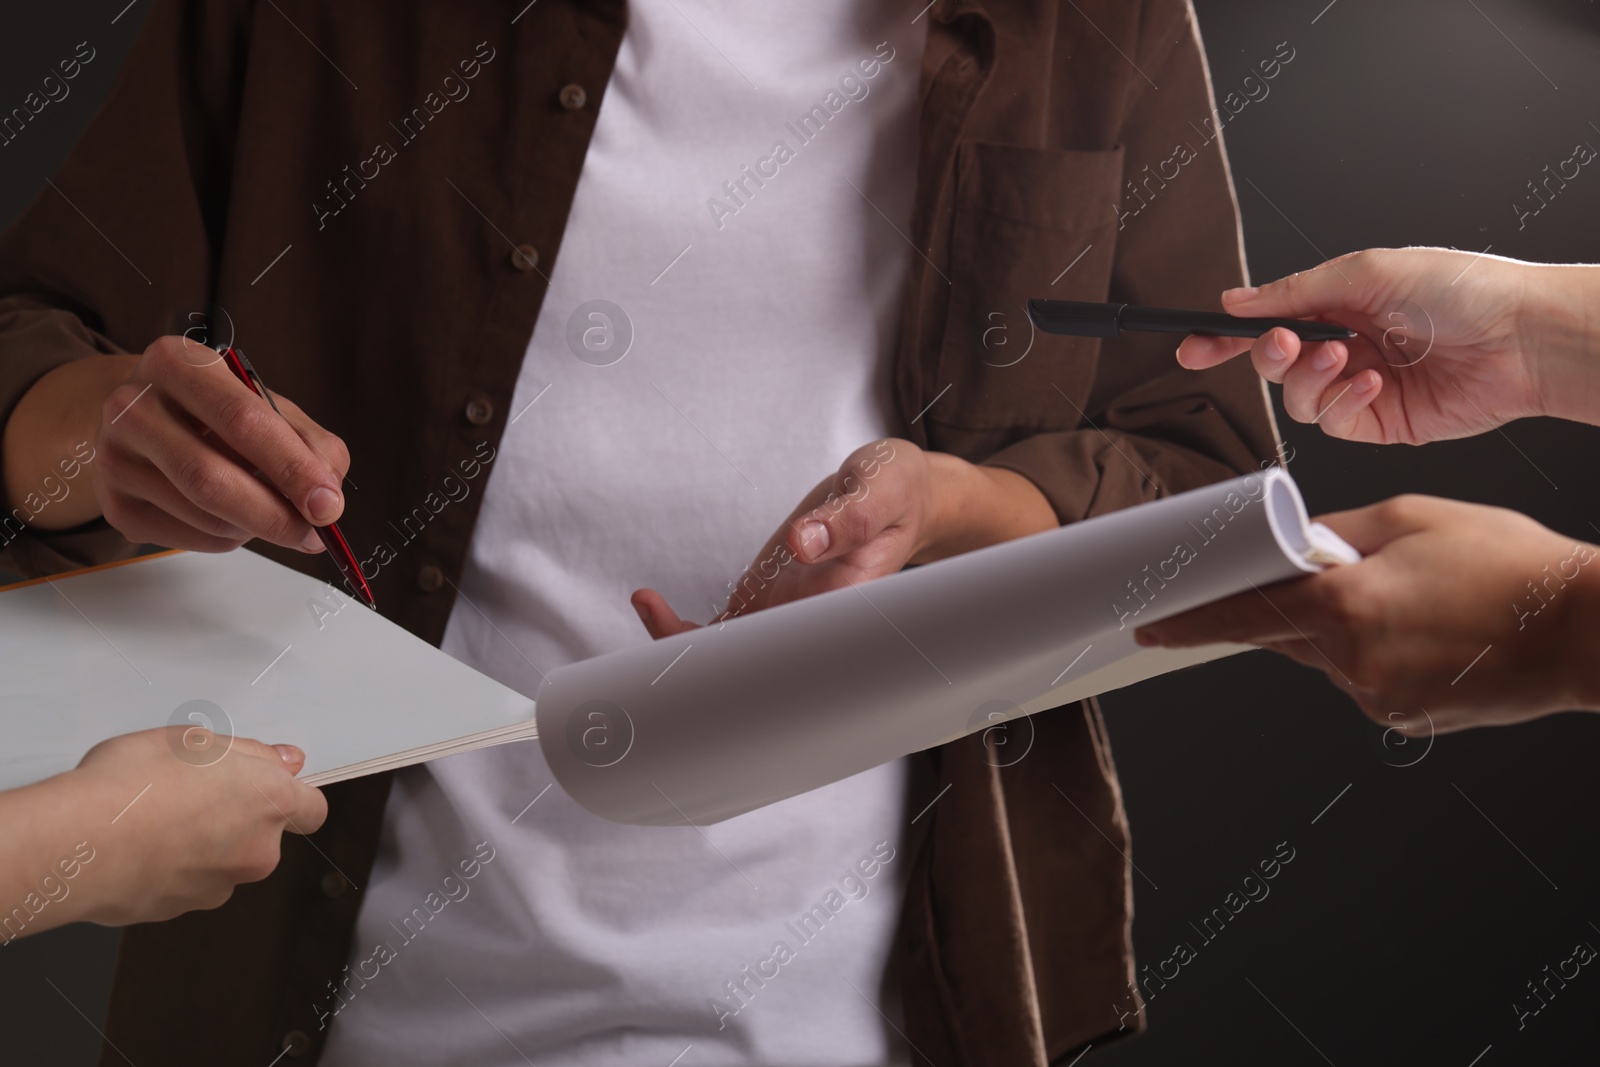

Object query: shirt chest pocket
[932,142,1124,432]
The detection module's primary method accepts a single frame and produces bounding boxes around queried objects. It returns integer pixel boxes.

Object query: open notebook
[1,467,1355,820]
[0,548,539,791]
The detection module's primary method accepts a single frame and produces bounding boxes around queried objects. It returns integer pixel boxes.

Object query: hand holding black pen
[1166,248,1591,446]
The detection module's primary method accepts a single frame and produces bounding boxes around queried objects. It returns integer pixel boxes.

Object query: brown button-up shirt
[0,1,1276,1063]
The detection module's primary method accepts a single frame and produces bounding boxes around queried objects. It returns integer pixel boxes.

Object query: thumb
[789,470,895,565]
[789,514,835,563]
[226,735,305,772]
[788,494,895,564]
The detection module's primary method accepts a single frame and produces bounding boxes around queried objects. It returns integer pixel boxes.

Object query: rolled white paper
[535,467,1354,825]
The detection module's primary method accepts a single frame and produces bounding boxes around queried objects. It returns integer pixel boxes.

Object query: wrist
[1522,263,1598,425]
[912,452,1056,563]
[0,769,106,939]
[1,353,137,527]
[910,451,965,563]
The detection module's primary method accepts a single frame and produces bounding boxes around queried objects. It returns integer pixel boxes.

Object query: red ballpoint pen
[217,346,377,609]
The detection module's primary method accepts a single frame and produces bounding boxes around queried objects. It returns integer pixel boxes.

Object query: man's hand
[1134,495,1600,733]
[90,336,351,551]
[631,438,1058,638]
[6,727,328,933]
[1173,248,1588,445]
[3,335,351,549]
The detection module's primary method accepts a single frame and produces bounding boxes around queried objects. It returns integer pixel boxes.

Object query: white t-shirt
[320,4,925,1066]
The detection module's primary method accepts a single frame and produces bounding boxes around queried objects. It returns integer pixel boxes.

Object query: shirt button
[558,83,588,110]
[320,872,349,898]
[280,1030,310,1058]
[417,565,444,593]
[464,396,494,426]
[510,244,539,272]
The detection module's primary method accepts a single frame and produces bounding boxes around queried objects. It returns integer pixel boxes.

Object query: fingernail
[799,521,831,560]
[1134,630,1158,646]
[1175,346,1192,368]
[273,744,303,765]
[307,486,341,524]
[1263,333,1287,363]
[1311,347,1339,372]
[1222,286,1259,303]
[1352,372,1378,394]
[300,529,324,553]
[633,599,651,628]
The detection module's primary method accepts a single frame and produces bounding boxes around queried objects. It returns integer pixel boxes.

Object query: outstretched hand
[1135,495,1600,733]
[1175,248,1551,445]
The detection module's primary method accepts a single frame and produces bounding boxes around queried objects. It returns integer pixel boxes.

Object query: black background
[2,1,1597,1064]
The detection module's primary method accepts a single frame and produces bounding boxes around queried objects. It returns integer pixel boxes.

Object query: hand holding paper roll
[1138,496,1600,733]
[632,437,1059,638]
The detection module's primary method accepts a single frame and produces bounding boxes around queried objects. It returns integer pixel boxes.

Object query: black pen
[1027,300,1355,343]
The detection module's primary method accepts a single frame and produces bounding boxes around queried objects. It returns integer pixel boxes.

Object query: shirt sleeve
[980,0,1281,522]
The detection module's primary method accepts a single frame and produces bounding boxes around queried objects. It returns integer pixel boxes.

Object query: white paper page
[0,549,536,789]
[536,467,1352,826]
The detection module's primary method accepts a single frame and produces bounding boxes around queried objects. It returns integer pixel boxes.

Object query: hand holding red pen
[93,334,351,555]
